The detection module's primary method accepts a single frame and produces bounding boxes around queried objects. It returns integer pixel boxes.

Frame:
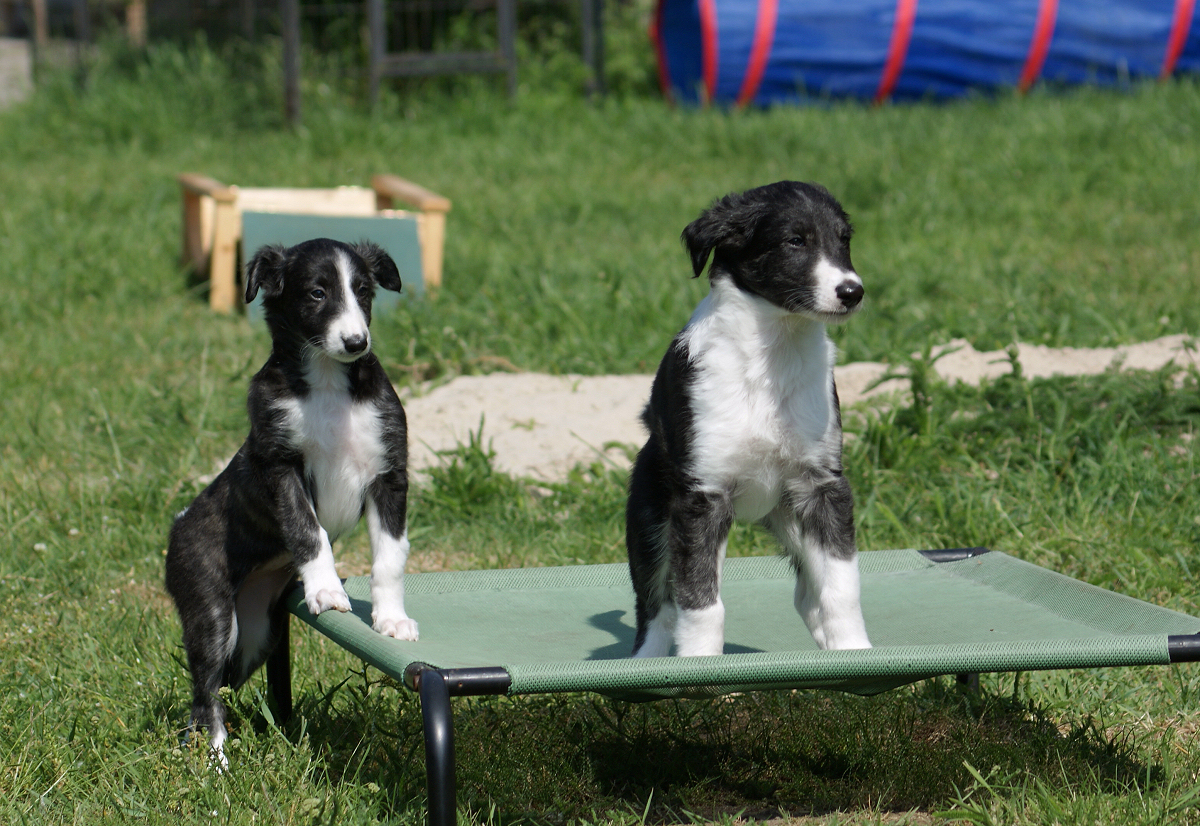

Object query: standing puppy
[626,181,871,657]
[166,238,417,765]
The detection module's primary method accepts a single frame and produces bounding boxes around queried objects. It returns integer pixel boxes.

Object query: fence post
[367,0,384,105]
[281,0,302,126]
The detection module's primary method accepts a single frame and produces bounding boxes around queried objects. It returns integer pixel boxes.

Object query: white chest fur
[681,281,841,521]
[275,359,387,540]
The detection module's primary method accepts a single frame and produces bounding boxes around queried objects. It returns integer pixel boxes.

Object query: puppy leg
[790,546,870,650]
[669,489,734,657]
[180,604,237,768]
[296,526,352,614]
[167,513,238,767]
[279,474,351,615]
[627,445,675,657]
[634,601,677,658]
[231,565,295,686]
[366,495,418,640]
[769,473,870,650]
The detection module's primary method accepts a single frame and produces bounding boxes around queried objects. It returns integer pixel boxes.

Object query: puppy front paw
[306,586,351,615]
[373,612,419,640]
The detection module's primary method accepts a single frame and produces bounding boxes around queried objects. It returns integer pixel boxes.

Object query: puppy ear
[681,213,718,278]
[353,241,402,293]
[680,193,767,278]
[244,244,288,304]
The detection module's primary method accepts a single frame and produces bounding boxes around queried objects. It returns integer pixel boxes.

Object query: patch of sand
[403,335,1197,481]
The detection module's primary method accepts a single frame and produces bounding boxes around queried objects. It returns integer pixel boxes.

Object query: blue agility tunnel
[652,0,1199,106]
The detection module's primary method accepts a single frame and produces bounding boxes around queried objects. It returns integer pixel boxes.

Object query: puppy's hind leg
[769,474,870,651]
[232,564,296,687]
[180,604,238,768]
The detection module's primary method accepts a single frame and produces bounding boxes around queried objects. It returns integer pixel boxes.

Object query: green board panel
[240,211,424,324]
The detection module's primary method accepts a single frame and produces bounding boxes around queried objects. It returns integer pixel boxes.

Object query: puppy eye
[310,288,326,301]
[787,236,807,248]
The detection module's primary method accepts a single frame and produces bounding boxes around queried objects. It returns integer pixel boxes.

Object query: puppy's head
[245,239,402,361]
[682,181,864,322]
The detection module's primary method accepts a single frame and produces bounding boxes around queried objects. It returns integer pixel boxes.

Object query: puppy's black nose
[343,334,369,354]
[836,280,864,309]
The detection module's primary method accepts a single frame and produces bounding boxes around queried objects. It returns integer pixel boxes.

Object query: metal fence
[2,0,604,124]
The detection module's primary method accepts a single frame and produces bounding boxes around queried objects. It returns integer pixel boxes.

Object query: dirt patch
[402,334,1197,482]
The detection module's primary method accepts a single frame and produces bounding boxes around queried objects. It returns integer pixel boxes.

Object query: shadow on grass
[266,672,1157,825]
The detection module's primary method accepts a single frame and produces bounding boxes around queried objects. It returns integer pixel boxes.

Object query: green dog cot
[263,547,1200,825]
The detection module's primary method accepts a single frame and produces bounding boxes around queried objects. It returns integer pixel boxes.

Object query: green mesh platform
[286,549,1200,698]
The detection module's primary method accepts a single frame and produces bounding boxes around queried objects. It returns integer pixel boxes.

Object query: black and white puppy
[626,181,871,657]
[166,238,417,765]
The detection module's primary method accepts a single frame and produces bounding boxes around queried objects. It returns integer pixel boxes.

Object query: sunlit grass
[1,32,1198,825]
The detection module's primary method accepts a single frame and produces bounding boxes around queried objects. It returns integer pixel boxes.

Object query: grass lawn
[1,27,1198,825]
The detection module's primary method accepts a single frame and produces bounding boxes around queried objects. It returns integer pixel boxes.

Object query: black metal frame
[267,546,1200,826]
[403,664,512,826]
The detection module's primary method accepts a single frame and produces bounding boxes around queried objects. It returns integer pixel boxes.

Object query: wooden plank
[208,202,240,313]
[181,190,212,271]
[177,173,237,202]
[415,211,446,290]
[365,0,516,98]
[181,176,449,310]
[236,187,378,216]
[372,175,451,213]
[581,0,606,96]
[179,174,226,275]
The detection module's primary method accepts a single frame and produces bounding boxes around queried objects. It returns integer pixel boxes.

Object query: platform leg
[266,606,293,724]
[420,669,457,826]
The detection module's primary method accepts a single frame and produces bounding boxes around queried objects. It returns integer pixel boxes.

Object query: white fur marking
[326,249,370,360]
[682,279,841,522]
[222,607,239,659]
[275,363,387,542]
[793,551,870,650]
[208,721,229,770]
[634,603,676,658]
[812,258,861,316]
[298,527,350,614]
[674,602,726,656]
